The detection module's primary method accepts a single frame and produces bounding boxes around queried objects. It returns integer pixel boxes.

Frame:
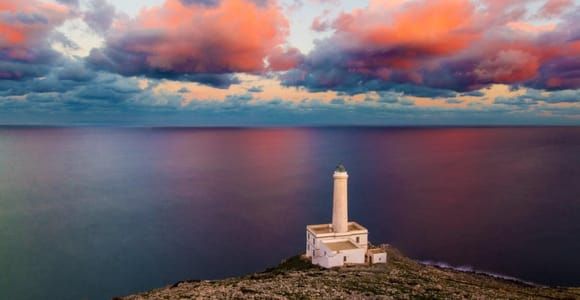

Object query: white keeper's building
[305,164,387,268]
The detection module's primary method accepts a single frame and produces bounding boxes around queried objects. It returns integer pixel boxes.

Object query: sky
[0,0,578,126]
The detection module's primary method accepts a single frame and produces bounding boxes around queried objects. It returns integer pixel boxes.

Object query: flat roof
[367,248,386,254]
[323,240,359,251]
[307,222,368,235]
[308,224,333,234]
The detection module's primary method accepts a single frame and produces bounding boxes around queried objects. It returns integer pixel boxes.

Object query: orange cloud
[284,0,580,94]
[90,0,295,82]
[507,21,557,34]
[0,0,70,47]
[335,0,478,57]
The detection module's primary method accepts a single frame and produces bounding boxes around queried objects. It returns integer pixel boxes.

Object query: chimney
[332,164,348,233]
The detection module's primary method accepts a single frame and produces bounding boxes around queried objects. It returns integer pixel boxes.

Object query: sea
[0,126,579,299]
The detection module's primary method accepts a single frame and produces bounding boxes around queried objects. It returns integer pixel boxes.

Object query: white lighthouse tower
[332,165,349,233]
[305,164,386,268]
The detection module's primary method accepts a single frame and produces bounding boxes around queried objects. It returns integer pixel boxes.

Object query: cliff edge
[119,245,580,299]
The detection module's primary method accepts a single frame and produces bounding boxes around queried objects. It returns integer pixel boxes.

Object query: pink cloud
[0,0,72,80]
[90,0,295,82]
[267,46,304,71]
[539,0,574,18]
[0,0,71,48]
[283,0,580,94]
[507,21,557,34]
[311,16,330,32]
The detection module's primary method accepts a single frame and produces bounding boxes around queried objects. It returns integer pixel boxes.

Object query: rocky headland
[119,245,580,299]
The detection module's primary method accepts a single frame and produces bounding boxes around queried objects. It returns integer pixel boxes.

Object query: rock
[118,245,580,300]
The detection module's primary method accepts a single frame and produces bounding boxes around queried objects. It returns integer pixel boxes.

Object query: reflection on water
[0,127,579,299]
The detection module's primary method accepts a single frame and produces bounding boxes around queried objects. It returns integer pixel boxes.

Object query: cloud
[267,46,304,71]
[180,0,221,6]
[0,0,72,80]
[282,0,580,96]
[180,0,269,6]
[461,90,485,97]
[56,61,97,82]
[494,89,579,106]
[87,0,294,87]
[0,0,577,126]
[311,16,330,32]
[55,0,80,7]
[494,96,538,107]
[177,87,190,93]
[539,0,574,18]
[83,0,116,34]
[247,86,264,93]
[446,99,464,104]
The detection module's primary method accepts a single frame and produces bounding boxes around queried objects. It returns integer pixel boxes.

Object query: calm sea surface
[1,127,579,299]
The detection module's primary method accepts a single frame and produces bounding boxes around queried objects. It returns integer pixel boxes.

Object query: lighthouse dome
[335,163,347,173]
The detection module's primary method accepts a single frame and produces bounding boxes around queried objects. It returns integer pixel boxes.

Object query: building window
[356,237,360,243]
[343,256,347,262]
[312,250,315,256]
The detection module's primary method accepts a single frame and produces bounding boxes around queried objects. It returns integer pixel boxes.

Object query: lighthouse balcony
[306,221,368,237]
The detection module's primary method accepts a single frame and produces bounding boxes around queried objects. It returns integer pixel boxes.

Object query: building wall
[306,232,312,257]
[341,248,366,264]
[351,234,368,247]
[306,227,370,268]
[370,252,387,264]
[313,246,366,268]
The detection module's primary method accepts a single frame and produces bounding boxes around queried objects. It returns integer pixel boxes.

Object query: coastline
[118,244,580,299]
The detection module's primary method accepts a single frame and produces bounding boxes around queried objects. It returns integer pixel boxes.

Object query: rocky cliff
[119,245,580,299]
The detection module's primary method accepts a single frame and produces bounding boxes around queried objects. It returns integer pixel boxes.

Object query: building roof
[307,222,368,236]
[335,163,347,173]
[323,240,360,251]
[367,248,386,254]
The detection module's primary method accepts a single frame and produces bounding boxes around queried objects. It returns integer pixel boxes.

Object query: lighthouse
[332,164,349,233]
[305,164,387,268]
